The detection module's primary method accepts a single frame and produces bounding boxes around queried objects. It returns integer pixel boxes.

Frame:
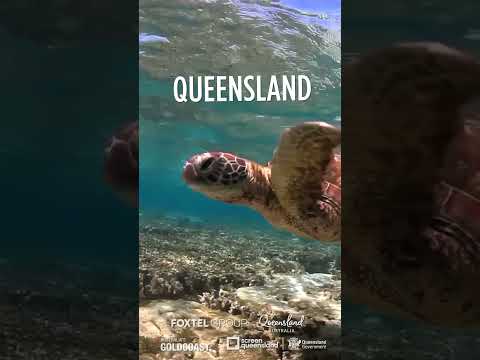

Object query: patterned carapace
[184,152,248,186]
[104,121,138,192]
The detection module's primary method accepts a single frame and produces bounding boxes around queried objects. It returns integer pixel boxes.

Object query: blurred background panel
[342,0,480,359]
[0,1,139,358]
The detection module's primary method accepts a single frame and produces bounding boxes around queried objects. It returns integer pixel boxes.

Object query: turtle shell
[343,43,480,326]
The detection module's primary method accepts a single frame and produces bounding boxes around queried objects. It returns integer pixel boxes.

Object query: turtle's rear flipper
[425,97,480,269]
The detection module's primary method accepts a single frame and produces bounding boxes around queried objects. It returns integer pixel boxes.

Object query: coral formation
[139,217,339,301]
[139,216,341,359]
[139,216,480,359]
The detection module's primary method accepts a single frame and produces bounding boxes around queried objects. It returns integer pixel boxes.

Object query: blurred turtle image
[104,121,138,207]
[343,42,480,327]
[183,122,341,242]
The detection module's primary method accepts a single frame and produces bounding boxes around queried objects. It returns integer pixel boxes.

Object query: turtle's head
[183,152,250,202]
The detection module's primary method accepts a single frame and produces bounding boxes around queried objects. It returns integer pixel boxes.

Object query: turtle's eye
[200,157,215,171]
[207,174,218,182]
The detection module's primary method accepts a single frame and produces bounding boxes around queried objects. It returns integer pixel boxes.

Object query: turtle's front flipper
[270,122,341,241]
[425,97,480,270]
[104,121,139,207]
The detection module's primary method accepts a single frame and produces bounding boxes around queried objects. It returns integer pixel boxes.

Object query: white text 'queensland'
[173,75,312,103]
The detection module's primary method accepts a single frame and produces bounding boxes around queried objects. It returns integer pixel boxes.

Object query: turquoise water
[139,0,340,232]
[1,33,138,266]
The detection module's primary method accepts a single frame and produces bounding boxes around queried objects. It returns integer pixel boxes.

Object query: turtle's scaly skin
[104,121,138,207]
[343,43,480,326]
[183,123,341,241]
[183,151,305,236]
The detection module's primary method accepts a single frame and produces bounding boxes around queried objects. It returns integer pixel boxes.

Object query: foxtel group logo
[170,318,209,328]
[170,318,249,329]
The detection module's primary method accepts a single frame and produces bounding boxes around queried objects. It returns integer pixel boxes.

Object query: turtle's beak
[183,153,218,185]
[182,160,199,184]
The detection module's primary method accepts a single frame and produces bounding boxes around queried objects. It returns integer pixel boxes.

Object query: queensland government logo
[286,337,328,351]
[287,337,301,350]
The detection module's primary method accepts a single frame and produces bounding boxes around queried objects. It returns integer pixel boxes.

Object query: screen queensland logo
[173,75,312,103]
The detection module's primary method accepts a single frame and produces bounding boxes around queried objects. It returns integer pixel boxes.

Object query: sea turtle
[343,42,480,327]
[104,120,139,207]
[182,122,341,242]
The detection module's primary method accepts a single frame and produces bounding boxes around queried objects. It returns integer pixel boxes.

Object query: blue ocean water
[139,76,340,231]
[139,0,340,233]
[1,31,138,266]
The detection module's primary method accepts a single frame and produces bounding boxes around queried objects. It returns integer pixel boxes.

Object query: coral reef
[140,299,273,359]
[139,216,480,359]
[139,297,340,360]
[139,217,340,300]
[139,216,341,359]
[200,274,340,335]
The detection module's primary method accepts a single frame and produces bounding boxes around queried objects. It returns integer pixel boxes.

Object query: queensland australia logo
[257,313,305,334]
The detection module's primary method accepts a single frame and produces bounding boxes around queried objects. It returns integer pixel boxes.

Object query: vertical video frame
[138,0,341,359]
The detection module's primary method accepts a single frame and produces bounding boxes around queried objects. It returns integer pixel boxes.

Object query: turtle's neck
[240,161,285,219]
[240,161,306,238]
